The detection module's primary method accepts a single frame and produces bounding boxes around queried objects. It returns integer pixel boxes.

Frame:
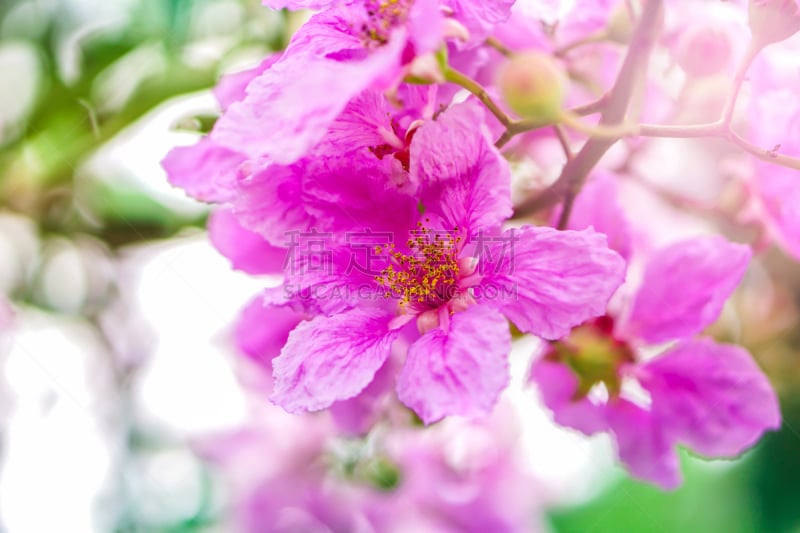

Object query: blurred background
[0,0,799,531]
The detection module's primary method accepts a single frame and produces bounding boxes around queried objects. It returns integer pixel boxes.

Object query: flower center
[374,222,461,308]
[546,316,635,398]
[361,0,412,46]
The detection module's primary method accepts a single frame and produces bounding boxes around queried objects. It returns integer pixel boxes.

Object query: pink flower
[379,404,545,532]
[531,234,781,489]
[268,102,625,424]
[198,400,543,533]
[212,2,443,166]
[209,207,288,276]
[161,55,281,204]
[197,414,380,533]
[182,0,518,174]
[162,0,519,201]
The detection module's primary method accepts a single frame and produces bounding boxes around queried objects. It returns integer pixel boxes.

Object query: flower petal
[162,138,242,203]
[234,297,304,367]
[213,53,281,111]
[626,236,751,344]
[234,152,416,247]
[606,398,682,490]
[640,338,781,458]
[214,8,406,164]
[330,356,397,436]
[209,208,286,275]
[396,305,511,424]
[279,244,383,317]
[271,308,400,413]
[476,226,626,340]
[443,0,516,45]
[529,358,607,435]
[411,101,512,236]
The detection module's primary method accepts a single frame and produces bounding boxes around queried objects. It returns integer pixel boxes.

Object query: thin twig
[571,94,609,116]
[727,129,800,170]
[722,41,762,127]
[444,67,511,128]
[553,124,573,161]
[493,97,610,149]
[556,193,577,229]
[485,37,513,57]
[495,130,515,149]
[554,30,607,57]
[638,122,800,170]
[637,121,724,138]
[513,0,664,220]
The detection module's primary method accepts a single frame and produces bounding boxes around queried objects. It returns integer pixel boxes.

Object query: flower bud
[675,25,733,77]
[606,0,640,44]
[749,0,800,47]
[497,51,566,123]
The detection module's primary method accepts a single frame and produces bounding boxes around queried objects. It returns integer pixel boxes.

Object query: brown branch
[553,124,573,161]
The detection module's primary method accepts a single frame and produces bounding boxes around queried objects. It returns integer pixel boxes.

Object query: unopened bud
[675,25,733,77]
[497,51,566,123]
[606,0,640,44]
[749,0,800,47]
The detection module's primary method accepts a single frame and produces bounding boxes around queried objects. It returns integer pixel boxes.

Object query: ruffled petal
[271,308,400,413]
[213,53,281,111]
[278,242,387,317]
[162,138,242,203]
[443,0,516,45]
[411,101,512,236]
[234,152,417,247]
[330,356,396,436]
[606,398,682,490]
[234,297,304,367]
[233,163,313,246]
[322,85,431,157]
[626,236,751,344]
[208,208,286,275]
[640,338,781,458]
[529,358,607,435]
[396,305,511,424]
[407,0,445,53]
[213,7,407,164]
[476,226,625,340]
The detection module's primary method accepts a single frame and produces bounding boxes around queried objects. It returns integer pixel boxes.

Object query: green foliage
[550,454,759,533]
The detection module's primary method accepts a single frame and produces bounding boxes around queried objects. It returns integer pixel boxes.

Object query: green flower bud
[497,51,566,123]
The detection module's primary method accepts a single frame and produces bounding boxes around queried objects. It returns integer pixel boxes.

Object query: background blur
[1,0,799,531]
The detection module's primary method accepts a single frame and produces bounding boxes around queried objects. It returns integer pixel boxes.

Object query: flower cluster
[164,0,793,500]
[198,401,542,532]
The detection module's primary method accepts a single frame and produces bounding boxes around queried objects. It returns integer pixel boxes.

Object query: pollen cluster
[362,0,411,45]
[374,221,461,307]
